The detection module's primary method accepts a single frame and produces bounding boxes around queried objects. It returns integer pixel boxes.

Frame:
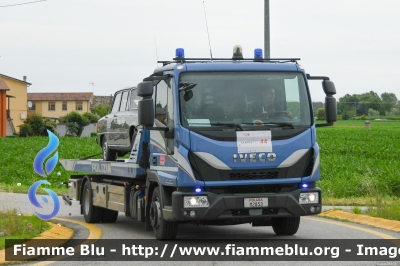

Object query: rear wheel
[102,136,116,161]
[271,217,300,235]
[83,181,102,223]
[150,187,178,240]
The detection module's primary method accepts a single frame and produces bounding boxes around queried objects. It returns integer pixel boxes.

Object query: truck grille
[226,185,281,194]
[206,185,286,194]
[219,168,288,181]
[231,208,279,216]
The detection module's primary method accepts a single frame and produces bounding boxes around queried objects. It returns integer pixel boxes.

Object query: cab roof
[154,58,301,74]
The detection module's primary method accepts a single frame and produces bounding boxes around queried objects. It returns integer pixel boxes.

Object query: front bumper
[170,188,321,222]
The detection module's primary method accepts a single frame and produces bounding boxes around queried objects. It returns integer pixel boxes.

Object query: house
[27,92,93,119]
[0,74,31,135]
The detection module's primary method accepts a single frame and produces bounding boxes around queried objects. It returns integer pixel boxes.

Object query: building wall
[31,100,91,118]
[3,77,28,133]
[56,123,96,137]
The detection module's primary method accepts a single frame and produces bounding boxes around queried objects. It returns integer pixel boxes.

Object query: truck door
[151,76,175,161]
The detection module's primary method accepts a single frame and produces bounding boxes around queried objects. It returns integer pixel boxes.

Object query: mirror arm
[144,127,174,139]
[306,74,330,80]
[315,123,334,127]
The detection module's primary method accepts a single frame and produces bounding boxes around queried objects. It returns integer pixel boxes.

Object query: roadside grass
[0,209,51,250]
[0,183,67,196]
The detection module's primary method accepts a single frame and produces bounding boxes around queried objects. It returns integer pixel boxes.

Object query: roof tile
[27,92,93,101]
[0,77,10,91]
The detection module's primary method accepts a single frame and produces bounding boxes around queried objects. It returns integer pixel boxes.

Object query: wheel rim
[150,200,161,228]
[84,188,90,216]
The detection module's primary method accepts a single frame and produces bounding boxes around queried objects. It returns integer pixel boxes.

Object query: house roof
[0,76,10,91]
[0,74,32,85]
[28,92,93,101]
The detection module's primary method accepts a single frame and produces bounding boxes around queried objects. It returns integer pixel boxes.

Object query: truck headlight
[184,196,209,208]
[299,192,319,204]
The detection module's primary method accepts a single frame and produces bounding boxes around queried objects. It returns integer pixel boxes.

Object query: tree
[316,108,325,120]
[93,104,110,118]
[337,94,359,115]
[312,102,324,116]
[61,111,90,137]
[368,108,380,117]
[381,92,397,113]
[357,91,383,115]
[82,112,100,123]
[24,113,44,136]
[20,113,56,136]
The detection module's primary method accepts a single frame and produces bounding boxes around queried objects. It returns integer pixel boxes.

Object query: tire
[102,136,116,161]
[101,209,118,223]
[271,217,300,235]
[150,187,178,240]
[83,181,102,223]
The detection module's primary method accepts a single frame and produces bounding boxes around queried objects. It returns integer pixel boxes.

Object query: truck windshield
[179,72,312,130]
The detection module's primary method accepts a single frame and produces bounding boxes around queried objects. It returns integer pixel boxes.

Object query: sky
[1,0,400,103]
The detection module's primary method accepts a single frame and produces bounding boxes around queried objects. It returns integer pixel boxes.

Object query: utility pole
[264,0,270,59]
[89,82,95,94]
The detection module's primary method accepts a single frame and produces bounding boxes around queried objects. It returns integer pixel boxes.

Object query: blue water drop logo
[29,130,61,220]
[33,130,59,177]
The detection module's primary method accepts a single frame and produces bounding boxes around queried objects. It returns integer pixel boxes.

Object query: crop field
[0,136,102,191]
[317,120,400,198]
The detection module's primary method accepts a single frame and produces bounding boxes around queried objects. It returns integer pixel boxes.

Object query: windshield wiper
[179,82,197,91]
[212,122,244,131]
[263,122,296,129]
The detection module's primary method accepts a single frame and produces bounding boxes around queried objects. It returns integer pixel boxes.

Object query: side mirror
[137,81,154,127]
[323,80,336,96]
[137,81,153,97]
[325,96,337,124]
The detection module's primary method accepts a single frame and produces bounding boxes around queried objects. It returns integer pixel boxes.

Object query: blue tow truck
[61,45,337,240]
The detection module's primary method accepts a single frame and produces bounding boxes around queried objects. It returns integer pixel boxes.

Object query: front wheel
[150,187,178,240]
[271,217,300,235]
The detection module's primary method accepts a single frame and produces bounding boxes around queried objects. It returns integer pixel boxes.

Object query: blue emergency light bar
[254,48,263,59]
[176,48,185,58]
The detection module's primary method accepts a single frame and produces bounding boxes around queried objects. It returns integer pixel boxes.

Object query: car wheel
[102,137,116,161]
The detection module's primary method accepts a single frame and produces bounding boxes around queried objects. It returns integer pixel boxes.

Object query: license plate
[244,197,268,208]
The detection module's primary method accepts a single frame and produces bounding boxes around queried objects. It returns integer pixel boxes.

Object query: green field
[0,120,399,220]
[317,120,400,198]
[0,136,102,192]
